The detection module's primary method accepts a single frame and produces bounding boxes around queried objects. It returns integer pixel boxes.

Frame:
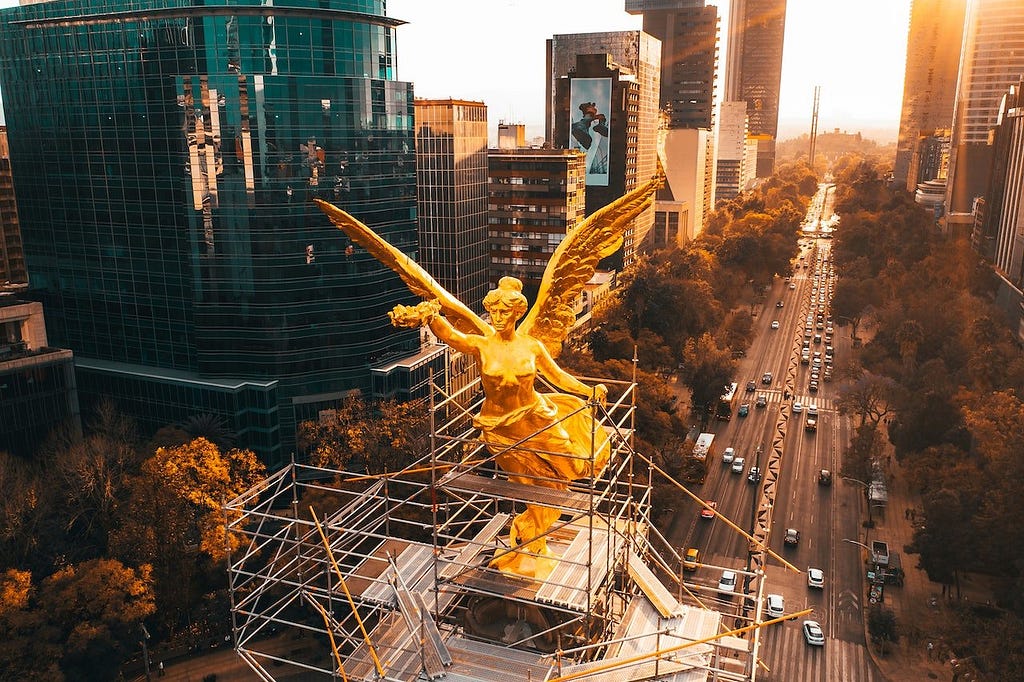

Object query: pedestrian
[927,641,934,659]
[158,661,165,677]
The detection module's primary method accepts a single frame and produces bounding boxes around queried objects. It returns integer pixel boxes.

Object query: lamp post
[139,623,152,682]
[842,538,871,552]
[842,475,874,527]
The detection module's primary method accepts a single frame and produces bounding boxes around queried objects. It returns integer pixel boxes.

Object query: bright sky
[387,0,912,143]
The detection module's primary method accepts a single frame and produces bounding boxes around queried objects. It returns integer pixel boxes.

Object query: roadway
[667,185,882,680]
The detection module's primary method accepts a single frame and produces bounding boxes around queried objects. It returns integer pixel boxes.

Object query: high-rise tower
[626,1,719,230]
[0,128,25,289]
[414,99,490,315]
[894,0,967,192]
[725,0,787,177]
[944,0,1024,236]
[0,0,430,464]
[547,31,661,265]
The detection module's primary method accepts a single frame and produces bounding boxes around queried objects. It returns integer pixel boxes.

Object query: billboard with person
[568,77,611,187]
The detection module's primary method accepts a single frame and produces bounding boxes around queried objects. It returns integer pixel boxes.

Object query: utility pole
[808,85,821,168]
[140,623,152,682]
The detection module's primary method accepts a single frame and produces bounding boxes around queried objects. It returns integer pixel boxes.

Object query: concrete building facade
[893,0,967,191]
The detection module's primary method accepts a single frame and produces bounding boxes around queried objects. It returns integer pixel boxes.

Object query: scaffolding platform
[226,376,745,681]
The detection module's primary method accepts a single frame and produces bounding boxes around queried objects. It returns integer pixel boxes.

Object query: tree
[679,333,736,428]
[867,606,897,654]
[34,559,156,680]
[0,568,63,681]
[831,277,874,341]
[835,371,895,429]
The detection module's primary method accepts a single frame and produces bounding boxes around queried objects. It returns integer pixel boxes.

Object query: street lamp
[842,475,874,527]
[842,538,871,552]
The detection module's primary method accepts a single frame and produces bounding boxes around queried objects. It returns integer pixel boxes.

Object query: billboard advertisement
[569,78,611,187]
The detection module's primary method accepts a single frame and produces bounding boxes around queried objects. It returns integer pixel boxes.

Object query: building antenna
[808,85,821,168]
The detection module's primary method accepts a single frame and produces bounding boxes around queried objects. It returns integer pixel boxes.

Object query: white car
[766,593,785,619]
[722,447,736,464]
[792,401,803,414]
[731,457,745,474]
[718,570,737,593]
[807,404,818,417]
[807,567,825,589]
[803,620,825,646]
[771,320,780,329]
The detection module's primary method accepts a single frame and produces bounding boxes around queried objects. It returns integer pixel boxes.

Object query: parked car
[807,567,825,589]
[731,457,746,474]
[766,593,785,619]
[803,620,825,646]
[784,528,800,545]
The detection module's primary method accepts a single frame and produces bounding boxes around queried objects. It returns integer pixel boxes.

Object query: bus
[715,382,738,420]
[682,432,716,484]
[692,433,715,462]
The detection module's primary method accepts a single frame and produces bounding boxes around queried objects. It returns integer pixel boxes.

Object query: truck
[871,540,890,567]
[692,433,715,462]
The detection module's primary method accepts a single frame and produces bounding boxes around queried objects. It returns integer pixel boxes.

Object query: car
[807,567,825,589]
[823,370,833,382]
[756,394,768,408]
[718,570,737,593]
[808,381,819,393]
[801,353,810,364]
[818,469,833,486]
[766,593,785,619]
[747,466,762,484]
[805,417,817,432]
[738,403,750,417]
[784,528,800,545]
[746,380,757,393]
[807,404,818,417]
[789,282,796,290]
[731,457,746,474]
[771,320,780,329]
[803,620,825,646]
[700,501,718,519]
[776,300,784,308]
[722,447,735,464]
[761,372,773,385]
[792,401,803,413]
[683,547,700,571]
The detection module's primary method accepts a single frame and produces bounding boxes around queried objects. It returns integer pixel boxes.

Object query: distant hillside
[777,130,897,167]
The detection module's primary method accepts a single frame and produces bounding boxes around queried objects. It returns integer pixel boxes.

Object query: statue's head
[484,277,528,318]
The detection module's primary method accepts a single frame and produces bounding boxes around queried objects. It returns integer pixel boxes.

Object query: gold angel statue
[315,172,662,577]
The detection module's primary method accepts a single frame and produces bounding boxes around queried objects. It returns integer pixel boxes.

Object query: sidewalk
[857,445,991,681]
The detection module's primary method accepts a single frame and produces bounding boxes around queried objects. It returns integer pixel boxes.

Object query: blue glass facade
[0,0,421,464]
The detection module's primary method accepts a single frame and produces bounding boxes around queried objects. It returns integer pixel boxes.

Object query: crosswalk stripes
[755,392,836,413]
[756,623,881,681]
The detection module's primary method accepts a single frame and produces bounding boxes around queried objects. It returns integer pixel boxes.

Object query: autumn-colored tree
[679,333,736,428]
[835,371,895,429]
[0,568,63,681]
[33,559,156,680]
[297,396,430,474]
[109,438,264,630]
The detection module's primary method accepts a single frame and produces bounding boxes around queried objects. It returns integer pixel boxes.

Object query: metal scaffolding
[225,374,757,681]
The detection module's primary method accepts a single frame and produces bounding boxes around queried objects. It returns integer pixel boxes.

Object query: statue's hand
[389,300,441,328]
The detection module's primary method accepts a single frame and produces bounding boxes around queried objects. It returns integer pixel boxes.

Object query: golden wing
[518,172,664,356]
[315,199,491,336]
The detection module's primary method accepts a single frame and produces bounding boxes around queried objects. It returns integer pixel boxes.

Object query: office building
[944,0,1024,237]
[627,0,720,233]
[893,0,967,191]
[414,99,490,316]
[0,0,435,465]
[497,122,527,150]
[0,128,26,289]
[724,0,787,177]
[487,147,587,299]
[547,32,661,265]
[716,100,755,201]
[1,298,80,457]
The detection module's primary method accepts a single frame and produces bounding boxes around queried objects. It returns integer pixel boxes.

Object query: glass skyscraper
[0,0,425,464]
